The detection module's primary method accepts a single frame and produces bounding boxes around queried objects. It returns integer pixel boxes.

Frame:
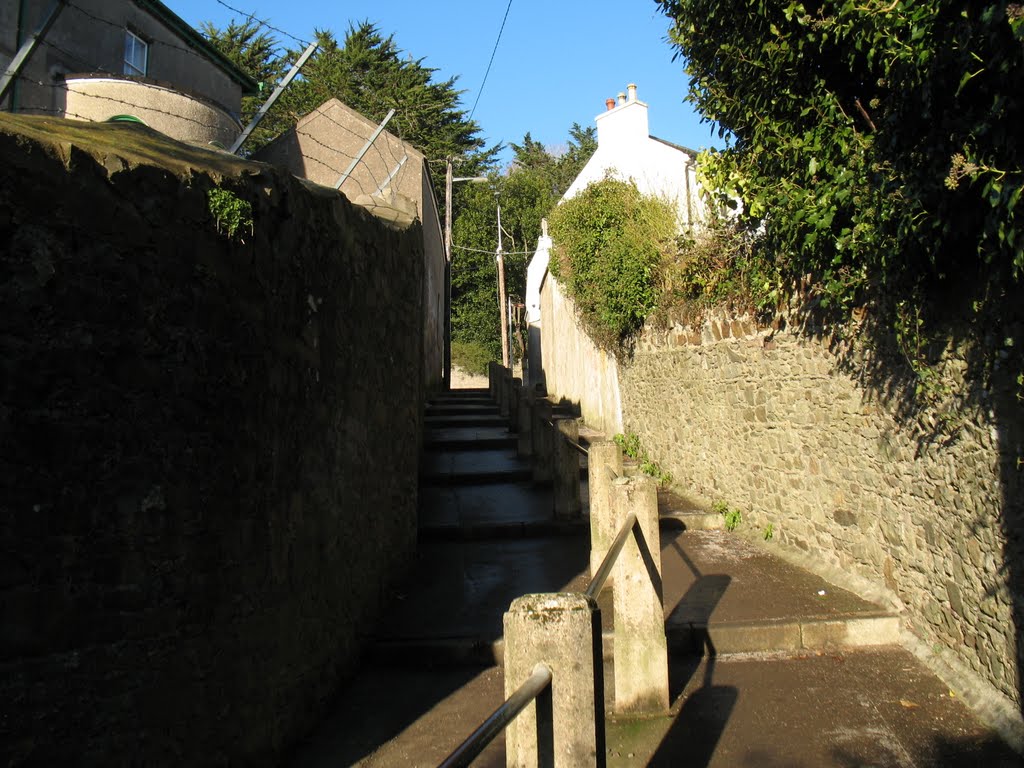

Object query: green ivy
[548,178,678,352]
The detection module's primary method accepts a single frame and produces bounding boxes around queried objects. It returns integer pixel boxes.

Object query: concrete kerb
[504,593,606,768]
[610,475,669,715]
[553,418,582,519]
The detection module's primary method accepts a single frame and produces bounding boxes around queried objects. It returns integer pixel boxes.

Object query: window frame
[123,28,149,77]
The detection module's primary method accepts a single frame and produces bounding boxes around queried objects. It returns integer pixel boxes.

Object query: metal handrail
[438,662,553,768]
[543,417,590,456]
[585,511,637,599]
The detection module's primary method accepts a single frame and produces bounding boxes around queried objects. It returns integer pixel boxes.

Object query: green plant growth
[207,187,253,240]
[713,500,743,532]
[612,433,672,488]
[763,523,774,541]
[450,340,494,376]
[548,178,678,352]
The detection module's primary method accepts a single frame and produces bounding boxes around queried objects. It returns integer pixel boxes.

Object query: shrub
[548,177,678,352]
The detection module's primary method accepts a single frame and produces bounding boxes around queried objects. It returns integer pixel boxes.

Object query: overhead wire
[467,0,512,123]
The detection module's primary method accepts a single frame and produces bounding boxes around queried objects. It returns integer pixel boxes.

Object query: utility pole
[443,158,454,390]
[496,194,510,368]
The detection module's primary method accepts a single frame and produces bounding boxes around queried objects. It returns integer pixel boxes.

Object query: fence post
[504,593,606,768]
[488,362,500,400]
[508,378,523,431]
[610,475,669,714]
[531,399,553,484]
[588,440,624,580]
[517,386,533,458]
[553,419,582,519]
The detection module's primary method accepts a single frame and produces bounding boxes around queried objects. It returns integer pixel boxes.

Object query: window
[123,30,148,77]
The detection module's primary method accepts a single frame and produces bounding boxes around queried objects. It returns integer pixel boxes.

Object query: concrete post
[488,362,500,400]
[517,386,533,458]
[611,475,669,714]
[553,418,582,519]
[499,369,513,419]
[531,399,553,484]
[504,593,606,768]
[588,440,624,579]
[508,378,523,432]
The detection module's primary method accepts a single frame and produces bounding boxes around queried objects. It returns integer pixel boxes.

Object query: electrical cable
[468,0,512,123]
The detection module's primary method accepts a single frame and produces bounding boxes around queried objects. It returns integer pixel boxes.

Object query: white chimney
[595,83,649,149]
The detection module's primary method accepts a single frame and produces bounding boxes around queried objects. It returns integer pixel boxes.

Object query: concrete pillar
[531,399,553,484]
[588,440,624,579]
[508,378,523,432]
[504,593,606,768]
[611,475,668,714]
[488,362,500,400]
[499,369,513,418]
[553,418,582,519]
[517,386,533,458]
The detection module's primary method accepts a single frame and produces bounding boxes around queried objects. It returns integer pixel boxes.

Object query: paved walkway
[288,388,1022,767]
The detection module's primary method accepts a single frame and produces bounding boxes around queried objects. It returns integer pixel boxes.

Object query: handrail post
[553,418,582,519]
[504,593,606,767]
[588,440,624,581]
[610,475,669,714]
[531,399,553,484]
[516,385,533,458]
[488,362,500,400]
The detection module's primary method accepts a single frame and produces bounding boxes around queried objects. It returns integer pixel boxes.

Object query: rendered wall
[538,274,623,435]
[0,114,424,765]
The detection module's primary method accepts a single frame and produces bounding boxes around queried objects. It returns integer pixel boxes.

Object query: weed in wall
[713,500,742,532]
[207,186,253,241]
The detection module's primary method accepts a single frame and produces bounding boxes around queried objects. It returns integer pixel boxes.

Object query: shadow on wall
[808,267,1024,726]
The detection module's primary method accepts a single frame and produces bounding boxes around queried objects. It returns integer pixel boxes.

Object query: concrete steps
[286,388,1020,767]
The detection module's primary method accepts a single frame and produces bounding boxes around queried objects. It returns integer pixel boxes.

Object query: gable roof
[132,0,260,94]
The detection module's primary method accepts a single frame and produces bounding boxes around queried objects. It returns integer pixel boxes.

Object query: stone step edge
[366,614,901,668]
[419,468,535,486]
[418,520,588,540]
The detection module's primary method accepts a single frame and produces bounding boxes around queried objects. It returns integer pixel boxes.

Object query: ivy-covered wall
[0,115,427,765]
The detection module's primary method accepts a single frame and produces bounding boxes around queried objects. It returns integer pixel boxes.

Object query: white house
[524,83,702,407]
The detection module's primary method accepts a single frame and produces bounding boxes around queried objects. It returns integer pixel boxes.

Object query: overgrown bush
[451,340,495,376]
[548,177,678,351]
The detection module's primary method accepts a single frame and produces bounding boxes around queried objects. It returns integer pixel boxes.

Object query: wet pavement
[287,387,1022,767]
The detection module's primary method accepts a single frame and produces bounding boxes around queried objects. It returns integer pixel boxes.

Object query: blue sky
[171,0,721,165]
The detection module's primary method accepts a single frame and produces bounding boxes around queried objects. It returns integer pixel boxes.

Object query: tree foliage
[450,127,596,365]
[202,19,497,184]
[657,1,1024,311]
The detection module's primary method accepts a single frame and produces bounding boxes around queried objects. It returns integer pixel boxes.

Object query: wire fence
[5,1,420,203]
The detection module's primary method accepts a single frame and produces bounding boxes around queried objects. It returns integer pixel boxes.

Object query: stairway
[288,388,1021,767]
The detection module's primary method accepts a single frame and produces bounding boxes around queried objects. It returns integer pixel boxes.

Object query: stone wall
[619,312,1024,713]
[0,115,427,765]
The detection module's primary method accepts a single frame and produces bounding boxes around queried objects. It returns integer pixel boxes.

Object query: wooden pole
[496,199,510,367]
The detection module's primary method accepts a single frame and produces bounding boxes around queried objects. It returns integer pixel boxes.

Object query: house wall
[618,312,1024,719]
[1,0,244,118]
[0,113,425,766]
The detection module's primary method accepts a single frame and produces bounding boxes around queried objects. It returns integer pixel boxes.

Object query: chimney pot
[627,83,637,102]
[617,92,626,106]
[605,97,615,111]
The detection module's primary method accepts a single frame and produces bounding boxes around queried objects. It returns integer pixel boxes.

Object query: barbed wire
[452,244,534,256]
[213,0,311,48]
[11,7,436,205]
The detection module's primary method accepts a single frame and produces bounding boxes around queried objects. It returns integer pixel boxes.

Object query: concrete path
[287,387,1022,767]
